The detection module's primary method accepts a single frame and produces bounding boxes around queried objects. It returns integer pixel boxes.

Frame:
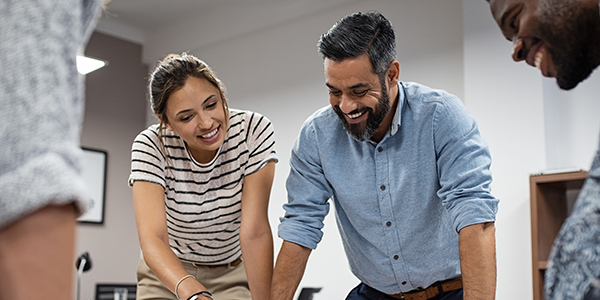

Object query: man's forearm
[459,222,497,300]
[270,241,312,300]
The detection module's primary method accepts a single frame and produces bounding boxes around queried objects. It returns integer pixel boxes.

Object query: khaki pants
[136,257,251,300]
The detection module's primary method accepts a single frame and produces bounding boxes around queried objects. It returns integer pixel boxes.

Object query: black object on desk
[297,287,322,300]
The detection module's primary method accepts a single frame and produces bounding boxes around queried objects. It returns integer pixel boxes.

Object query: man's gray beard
[333,85,390,141]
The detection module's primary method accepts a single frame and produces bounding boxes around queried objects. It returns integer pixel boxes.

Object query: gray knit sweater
[0,0,102,228]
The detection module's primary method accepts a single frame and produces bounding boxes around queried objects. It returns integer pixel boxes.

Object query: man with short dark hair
[488,0,600,299]
[270,11,499,300]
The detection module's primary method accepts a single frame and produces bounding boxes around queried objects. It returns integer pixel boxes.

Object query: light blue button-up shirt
[278,82,499,294]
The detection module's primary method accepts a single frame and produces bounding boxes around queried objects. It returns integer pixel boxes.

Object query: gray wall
[76,32,148,300]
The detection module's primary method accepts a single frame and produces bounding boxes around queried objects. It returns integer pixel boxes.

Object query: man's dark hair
[318,11,396,76]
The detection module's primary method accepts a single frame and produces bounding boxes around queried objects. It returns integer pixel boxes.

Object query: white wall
[543,74,600,170]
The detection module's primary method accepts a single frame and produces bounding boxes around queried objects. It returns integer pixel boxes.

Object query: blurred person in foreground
[0,0,104,299]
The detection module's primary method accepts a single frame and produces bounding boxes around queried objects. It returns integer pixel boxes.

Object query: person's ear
[387,60,400,86]
[157,114,173,131]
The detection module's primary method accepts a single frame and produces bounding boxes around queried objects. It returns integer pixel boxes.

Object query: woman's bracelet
[174,274,195,300]
[188,291,213,300]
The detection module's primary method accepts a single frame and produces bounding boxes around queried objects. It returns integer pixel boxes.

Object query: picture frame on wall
[77,147,108,224]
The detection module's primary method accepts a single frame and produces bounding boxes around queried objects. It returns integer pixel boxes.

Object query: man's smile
[344,110,368,124]
[531,43,556,77]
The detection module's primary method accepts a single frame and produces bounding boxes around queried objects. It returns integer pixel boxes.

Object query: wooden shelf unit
[529,170,588,300]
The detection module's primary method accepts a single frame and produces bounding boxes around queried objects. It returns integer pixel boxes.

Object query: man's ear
[387,60,400,86]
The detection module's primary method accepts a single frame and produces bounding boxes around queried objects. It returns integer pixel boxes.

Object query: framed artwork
[77,147,108,224]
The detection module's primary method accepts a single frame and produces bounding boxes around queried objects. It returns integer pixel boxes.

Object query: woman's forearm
[241,226,274,300]
[141,236,208,299]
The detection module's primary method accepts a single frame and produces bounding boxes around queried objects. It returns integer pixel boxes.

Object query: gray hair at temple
[317,11,397,77]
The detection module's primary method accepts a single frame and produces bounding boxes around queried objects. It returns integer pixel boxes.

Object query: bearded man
[270,11,499,300]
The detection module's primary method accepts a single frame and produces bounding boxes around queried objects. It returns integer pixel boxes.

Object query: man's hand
[270,241,312,300]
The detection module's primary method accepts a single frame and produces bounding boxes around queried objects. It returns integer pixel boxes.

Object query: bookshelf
[529,170,588,300]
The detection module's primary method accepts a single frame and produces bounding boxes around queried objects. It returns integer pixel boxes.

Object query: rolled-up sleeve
[433,96,499,232]
[278,121,332,250]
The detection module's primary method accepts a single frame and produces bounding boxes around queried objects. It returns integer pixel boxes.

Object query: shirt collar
[389,82,404,137]
[367,82,404,145]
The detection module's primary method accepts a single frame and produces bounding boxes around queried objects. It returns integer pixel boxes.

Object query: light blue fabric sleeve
[432,94,499,232]
[278,117,331,250]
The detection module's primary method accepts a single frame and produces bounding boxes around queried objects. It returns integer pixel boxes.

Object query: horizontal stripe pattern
[129,109,277,264]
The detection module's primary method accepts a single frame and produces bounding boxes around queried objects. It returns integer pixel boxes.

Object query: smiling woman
[128,53,278,300]
[161,77,227,164]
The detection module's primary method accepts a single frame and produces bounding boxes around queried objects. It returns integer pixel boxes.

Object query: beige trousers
[136,257,251,300]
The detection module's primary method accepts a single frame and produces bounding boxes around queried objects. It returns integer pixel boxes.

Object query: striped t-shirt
[129,109,278,264]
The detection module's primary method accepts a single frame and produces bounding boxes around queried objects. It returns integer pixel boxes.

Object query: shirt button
[377,147,383,152]
[402,281,407,285]
[386,221,392,227]
[380,185,386,191]
[393,255,399,260]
